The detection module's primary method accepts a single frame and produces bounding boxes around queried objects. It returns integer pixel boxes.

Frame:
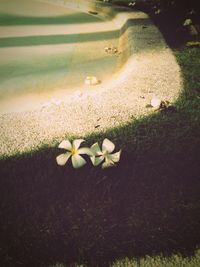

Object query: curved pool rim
[0,0,122,113]
[0,0,182,157]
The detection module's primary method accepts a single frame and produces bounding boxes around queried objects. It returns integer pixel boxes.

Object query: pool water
[0,0,119,113]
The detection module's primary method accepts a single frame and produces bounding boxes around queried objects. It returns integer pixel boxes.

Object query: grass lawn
[52,249,200,266]
[0,1,200,266]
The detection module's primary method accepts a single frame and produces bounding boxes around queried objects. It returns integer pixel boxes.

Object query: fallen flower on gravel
[90,138,121,169]
[150,97,162,109]
[56,139,92,168]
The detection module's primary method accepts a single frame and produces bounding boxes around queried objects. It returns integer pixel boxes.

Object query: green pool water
[0,0,119,113]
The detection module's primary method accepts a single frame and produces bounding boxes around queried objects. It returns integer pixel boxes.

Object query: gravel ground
[0,0,182,157]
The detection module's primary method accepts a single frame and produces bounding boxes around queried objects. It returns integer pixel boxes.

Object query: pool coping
[0,0,182,157]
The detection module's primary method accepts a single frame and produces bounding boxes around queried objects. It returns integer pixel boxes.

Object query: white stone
[84,76,99,86]
[183,19,192,26]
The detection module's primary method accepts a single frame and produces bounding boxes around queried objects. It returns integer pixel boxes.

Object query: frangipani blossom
[90,138,121,169]
[56,139,92,169]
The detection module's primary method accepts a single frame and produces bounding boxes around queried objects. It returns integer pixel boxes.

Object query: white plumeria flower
[90,138,121,169]
[56,139,92,169]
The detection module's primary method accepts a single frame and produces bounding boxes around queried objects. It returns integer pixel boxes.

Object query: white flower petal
[72,154,86,169]
[56,152,71,166]
[73,139,85,150]
[58,140,72,151]
[102,159,115,169]
[78,147,94,156]
[91,155,104,166]
[90,156,96,165]
[90,142,102,156]
[108,150,121,163]
[102,138,115,153]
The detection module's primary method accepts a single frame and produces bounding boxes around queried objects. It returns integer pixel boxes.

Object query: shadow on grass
[0,47,200,267]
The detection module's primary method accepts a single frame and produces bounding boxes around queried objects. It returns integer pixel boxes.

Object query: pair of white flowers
[56,138,121,169]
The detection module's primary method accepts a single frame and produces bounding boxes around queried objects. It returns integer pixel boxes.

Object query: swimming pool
[0,0,119,113]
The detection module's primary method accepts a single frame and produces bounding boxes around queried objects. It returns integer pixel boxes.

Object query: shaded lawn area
[0,2,200,267]
[0,47,200,267]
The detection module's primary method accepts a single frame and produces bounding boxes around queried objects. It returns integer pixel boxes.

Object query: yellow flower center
[102,150,108,157]
[71,148,77,156]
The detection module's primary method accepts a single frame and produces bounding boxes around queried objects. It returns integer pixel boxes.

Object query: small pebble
[104,46,119,55]
[84,76,99,85]
[128,2,136,6]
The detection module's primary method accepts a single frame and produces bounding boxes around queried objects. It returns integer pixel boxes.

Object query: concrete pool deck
[0,0,182,157]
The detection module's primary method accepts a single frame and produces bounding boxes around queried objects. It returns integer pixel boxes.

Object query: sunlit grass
[50,249,200,266]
